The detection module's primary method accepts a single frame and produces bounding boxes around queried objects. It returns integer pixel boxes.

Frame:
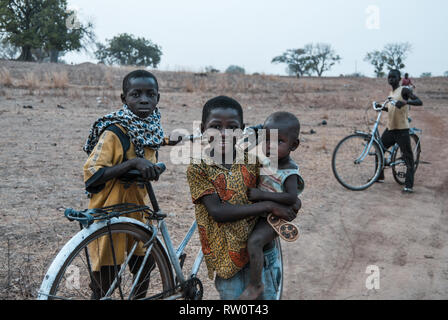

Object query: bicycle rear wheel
[38,219,175,300]
[391,134,421,185]
[332,134,383,191]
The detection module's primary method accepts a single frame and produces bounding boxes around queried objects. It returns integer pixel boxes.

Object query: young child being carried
[187,97,301,300]
[239,112,304,300]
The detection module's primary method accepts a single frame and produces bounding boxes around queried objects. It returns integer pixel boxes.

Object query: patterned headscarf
[83,105,164,158]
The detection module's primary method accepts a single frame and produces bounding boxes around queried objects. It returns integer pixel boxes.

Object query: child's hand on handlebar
[131,158,162,181]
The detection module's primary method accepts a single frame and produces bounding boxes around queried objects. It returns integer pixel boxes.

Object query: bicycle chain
[142,276,203,300]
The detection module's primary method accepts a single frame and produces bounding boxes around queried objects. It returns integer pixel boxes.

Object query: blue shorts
[214,246,282,300]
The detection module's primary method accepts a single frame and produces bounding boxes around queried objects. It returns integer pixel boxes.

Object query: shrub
[225,65,245,75]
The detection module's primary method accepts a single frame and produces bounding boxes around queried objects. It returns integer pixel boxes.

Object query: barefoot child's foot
[239,284,264,300]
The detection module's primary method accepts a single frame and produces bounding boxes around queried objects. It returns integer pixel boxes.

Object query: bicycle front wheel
[332,134,383,191]
[391,134,421,185]
[38,218,175,300]
[274,237,283,300]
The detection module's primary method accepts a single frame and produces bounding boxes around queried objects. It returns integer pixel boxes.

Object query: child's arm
[200,194,300,224]
[247,175,299,206]
[396,88,423,108]
[89,158,162,188]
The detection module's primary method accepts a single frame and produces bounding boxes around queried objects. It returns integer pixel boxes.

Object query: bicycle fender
[37,217,172,300]
[354,131,372,139]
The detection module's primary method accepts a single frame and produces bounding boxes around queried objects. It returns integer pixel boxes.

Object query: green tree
[305,43,341,77]
[272,48,311,78]
[443,71,448,77]
[0,0,94,62]
[95,33,162,67]
[225,65,245,75]
[420,72,432,78]
[364,50,387,78]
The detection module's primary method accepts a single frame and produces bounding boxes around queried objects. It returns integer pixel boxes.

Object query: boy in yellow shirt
[377,69,423,193]
[83,70,165,299]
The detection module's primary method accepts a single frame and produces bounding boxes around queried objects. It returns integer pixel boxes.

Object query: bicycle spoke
[44,224,174,300]
[333,134,382,190]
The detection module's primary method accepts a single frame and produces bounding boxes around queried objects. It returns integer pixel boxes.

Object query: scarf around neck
[83,105,164,158]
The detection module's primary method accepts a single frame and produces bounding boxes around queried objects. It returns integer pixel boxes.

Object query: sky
[65,0,448,77]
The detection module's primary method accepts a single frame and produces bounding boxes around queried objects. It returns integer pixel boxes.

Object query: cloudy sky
[65,0,447,77]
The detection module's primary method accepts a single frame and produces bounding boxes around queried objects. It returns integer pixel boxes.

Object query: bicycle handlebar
[373,98,397,111]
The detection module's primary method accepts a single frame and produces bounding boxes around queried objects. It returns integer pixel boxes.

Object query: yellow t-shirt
[387,86,409,130]
[83,124,157,271]
[186,156,259,280]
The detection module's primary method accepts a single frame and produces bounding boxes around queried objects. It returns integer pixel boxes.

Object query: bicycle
[38,162,284,300]
[332,99,422,191]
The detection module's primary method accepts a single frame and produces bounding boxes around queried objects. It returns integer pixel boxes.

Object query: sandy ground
[0,60,447,300]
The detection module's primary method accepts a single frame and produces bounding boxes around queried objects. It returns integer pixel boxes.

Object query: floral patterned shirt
[186,155,259,280]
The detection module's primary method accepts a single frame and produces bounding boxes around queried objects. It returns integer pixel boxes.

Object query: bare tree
[305,43,341,77]
[382,42,412,71]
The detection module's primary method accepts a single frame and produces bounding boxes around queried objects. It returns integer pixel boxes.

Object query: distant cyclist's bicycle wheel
[332,134,383,191]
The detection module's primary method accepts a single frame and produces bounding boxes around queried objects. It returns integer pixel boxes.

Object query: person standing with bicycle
[377,69,423,193]
[82,70,166,299]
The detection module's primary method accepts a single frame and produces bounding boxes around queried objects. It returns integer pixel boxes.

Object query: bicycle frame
[355,109,385,164]
[355,99,422,170]
[122,181,204,300]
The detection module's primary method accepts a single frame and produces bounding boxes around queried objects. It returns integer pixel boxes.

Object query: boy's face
[201,107,244,157]
[121,77,160,119]
[263,122,299,160]
[388,72,401,87]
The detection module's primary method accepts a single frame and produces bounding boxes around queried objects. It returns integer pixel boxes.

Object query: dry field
[0,60,447,300]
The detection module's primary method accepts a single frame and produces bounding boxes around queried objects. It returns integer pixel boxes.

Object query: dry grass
[0,67,13,87]
[184,78,195,93]
[22,72,40,91]
[51,71,69,89]
[104,70,114,89]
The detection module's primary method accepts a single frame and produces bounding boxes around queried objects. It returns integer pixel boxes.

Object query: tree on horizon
[272,43,341,77]
[95,33,162,67]
[365,42,412,77]
[0,0,94,63]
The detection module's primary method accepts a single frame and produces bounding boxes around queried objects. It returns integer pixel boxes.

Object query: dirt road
[0,61,447,299]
